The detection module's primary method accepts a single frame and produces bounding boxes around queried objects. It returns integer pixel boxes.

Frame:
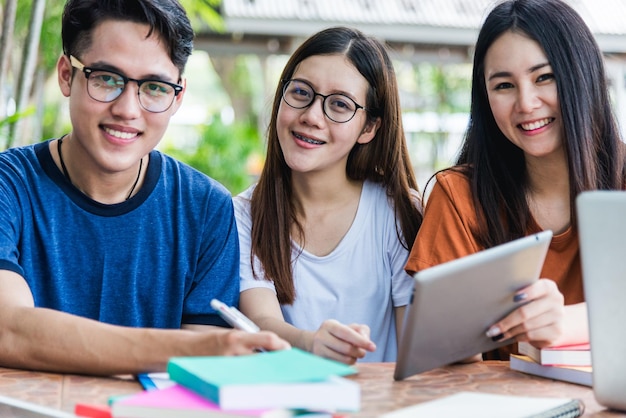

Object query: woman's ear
[357,117,381,144]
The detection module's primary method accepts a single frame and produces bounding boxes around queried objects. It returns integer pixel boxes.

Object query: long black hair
[456,0,625,248]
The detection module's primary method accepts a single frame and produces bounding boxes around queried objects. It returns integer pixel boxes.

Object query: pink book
[111,384,292,418]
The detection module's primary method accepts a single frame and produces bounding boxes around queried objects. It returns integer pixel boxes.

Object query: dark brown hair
[250,26,422,304]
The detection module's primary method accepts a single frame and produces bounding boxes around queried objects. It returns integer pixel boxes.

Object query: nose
[515,83,541,114]
[299,94,326,126]
[110,82,142,119]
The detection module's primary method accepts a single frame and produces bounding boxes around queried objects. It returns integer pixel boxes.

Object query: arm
[486,279,589,348]
[240,288,375,365]
[0,270,289,376]
[394,305,406,342]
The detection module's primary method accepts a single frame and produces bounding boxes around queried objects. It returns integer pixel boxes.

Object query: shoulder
[233,184,255,220]
[159,152,232,201]
[427,167,471,202]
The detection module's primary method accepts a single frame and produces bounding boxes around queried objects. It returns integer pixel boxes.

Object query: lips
[519,117,554,131]
[294,132,325,145]
[103,126,139,140]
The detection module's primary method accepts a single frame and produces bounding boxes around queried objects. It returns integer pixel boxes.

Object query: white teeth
[295,133,324,145]
[104,127,138,140]
[520,118,552,131]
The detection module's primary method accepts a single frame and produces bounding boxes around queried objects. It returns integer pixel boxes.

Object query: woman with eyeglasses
[236,26,423,364]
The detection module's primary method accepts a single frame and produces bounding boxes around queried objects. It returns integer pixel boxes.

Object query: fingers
[310,320,376,365]
[218,330,291,356]
[486,279,564,346]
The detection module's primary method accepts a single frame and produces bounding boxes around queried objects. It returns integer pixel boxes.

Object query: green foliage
[162,120,264,194]
[180,0,224,33]
[15,0,64,73]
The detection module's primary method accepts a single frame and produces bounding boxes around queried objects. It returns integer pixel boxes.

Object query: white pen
[210,298,260,333]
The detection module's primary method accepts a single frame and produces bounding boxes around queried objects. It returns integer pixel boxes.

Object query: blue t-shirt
[0,140,238,328]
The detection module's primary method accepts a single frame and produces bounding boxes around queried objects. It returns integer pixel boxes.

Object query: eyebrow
[87,60,177,82]
[487,62,551,81]
[291,78,361,102]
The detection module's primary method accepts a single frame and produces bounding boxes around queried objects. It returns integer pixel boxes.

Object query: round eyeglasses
[281,79,366,123]
[69,55,183,113]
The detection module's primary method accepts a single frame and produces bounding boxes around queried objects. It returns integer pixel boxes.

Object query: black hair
[456,0,625,247]
[61,0,193,75]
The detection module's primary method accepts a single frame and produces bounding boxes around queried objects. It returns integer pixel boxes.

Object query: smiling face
[276,54,378,179]
[484,30,563,162]
[57,19,184,174]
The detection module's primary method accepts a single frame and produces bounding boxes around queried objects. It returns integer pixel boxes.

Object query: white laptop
[577,191,626,411]
[394,230,552,380]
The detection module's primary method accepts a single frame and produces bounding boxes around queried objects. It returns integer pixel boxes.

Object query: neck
[525,152,569,196]
[56,137,144,203]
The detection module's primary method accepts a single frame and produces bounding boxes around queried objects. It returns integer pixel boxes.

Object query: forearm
[253,315,313,352]
[0,306,202,375]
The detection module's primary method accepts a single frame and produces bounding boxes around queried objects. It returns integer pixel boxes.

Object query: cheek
[276,103,293,132]
[487,95,509,129]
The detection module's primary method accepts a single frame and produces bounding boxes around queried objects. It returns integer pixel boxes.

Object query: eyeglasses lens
[282,80,358,123]
[87,71,176,113]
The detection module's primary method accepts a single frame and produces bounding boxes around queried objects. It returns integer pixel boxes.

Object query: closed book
[510,354,592,387]
[518,342,591,366]
[136,372,175,391]
[379,391,584,418]
[167,348,359,411]
[111,384,292,418]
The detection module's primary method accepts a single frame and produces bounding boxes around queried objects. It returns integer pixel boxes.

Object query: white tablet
[394,230,552,380]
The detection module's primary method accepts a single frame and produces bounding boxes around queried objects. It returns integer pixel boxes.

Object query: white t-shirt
[234,180,414,362]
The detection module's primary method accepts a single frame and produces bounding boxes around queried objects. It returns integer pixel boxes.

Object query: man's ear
[169,78,186,116]
[57,55,73,98]
[357,117,381,144]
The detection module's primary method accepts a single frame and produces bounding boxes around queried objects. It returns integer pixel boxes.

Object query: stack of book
[509,342,592,387]
[110,348,360,417]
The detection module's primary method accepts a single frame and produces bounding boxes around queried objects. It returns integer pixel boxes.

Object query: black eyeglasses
[281,79,366,123]
[69,55,183,113]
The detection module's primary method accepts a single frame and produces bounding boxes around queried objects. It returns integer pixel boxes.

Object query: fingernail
[513,293,528,303]
[491,333,505,342]
[485,326,501,338]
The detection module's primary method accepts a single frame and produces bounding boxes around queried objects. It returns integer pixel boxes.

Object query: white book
[518,341,591,366]
[380,391,584,418]
[510,354,592,387]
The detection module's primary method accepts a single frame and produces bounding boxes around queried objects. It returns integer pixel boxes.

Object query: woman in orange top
[406,0,626,360]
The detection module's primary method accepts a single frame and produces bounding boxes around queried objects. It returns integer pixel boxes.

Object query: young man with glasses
[0,0,288,376]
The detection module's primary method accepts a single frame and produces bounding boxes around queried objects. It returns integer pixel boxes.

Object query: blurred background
[2,0,626,194]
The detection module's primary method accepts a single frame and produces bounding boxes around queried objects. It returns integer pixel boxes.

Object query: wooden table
[0,361,623,417]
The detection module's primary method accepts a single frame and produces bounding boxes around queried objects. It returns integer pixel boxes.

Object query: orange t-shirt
[406,170,583,359]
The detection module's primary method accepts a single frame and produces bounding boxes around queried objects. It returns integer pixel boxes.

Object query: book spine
[167,362,220,405]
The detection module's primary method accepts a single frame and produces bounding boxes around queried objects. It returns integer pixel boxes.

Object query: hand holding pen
[210,299,290,353]
[211,299,261,333]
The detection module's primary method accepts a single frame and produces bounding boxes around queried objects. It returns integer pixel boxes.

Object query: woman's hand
[486,279,565,348]
[309,319,376,365]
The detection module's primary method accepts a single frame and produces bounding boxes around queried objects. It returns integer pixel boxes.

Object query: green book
[167,348,359,411]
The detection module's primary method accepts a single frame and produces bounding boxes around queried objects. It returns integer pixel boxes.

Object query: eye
[292,86,311,99]
[286,82,313,103]
[537,73,555,83]
[327,95,355,112]
[142,82,171,97]
[493,82,514,91]
[92,72,123,89]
